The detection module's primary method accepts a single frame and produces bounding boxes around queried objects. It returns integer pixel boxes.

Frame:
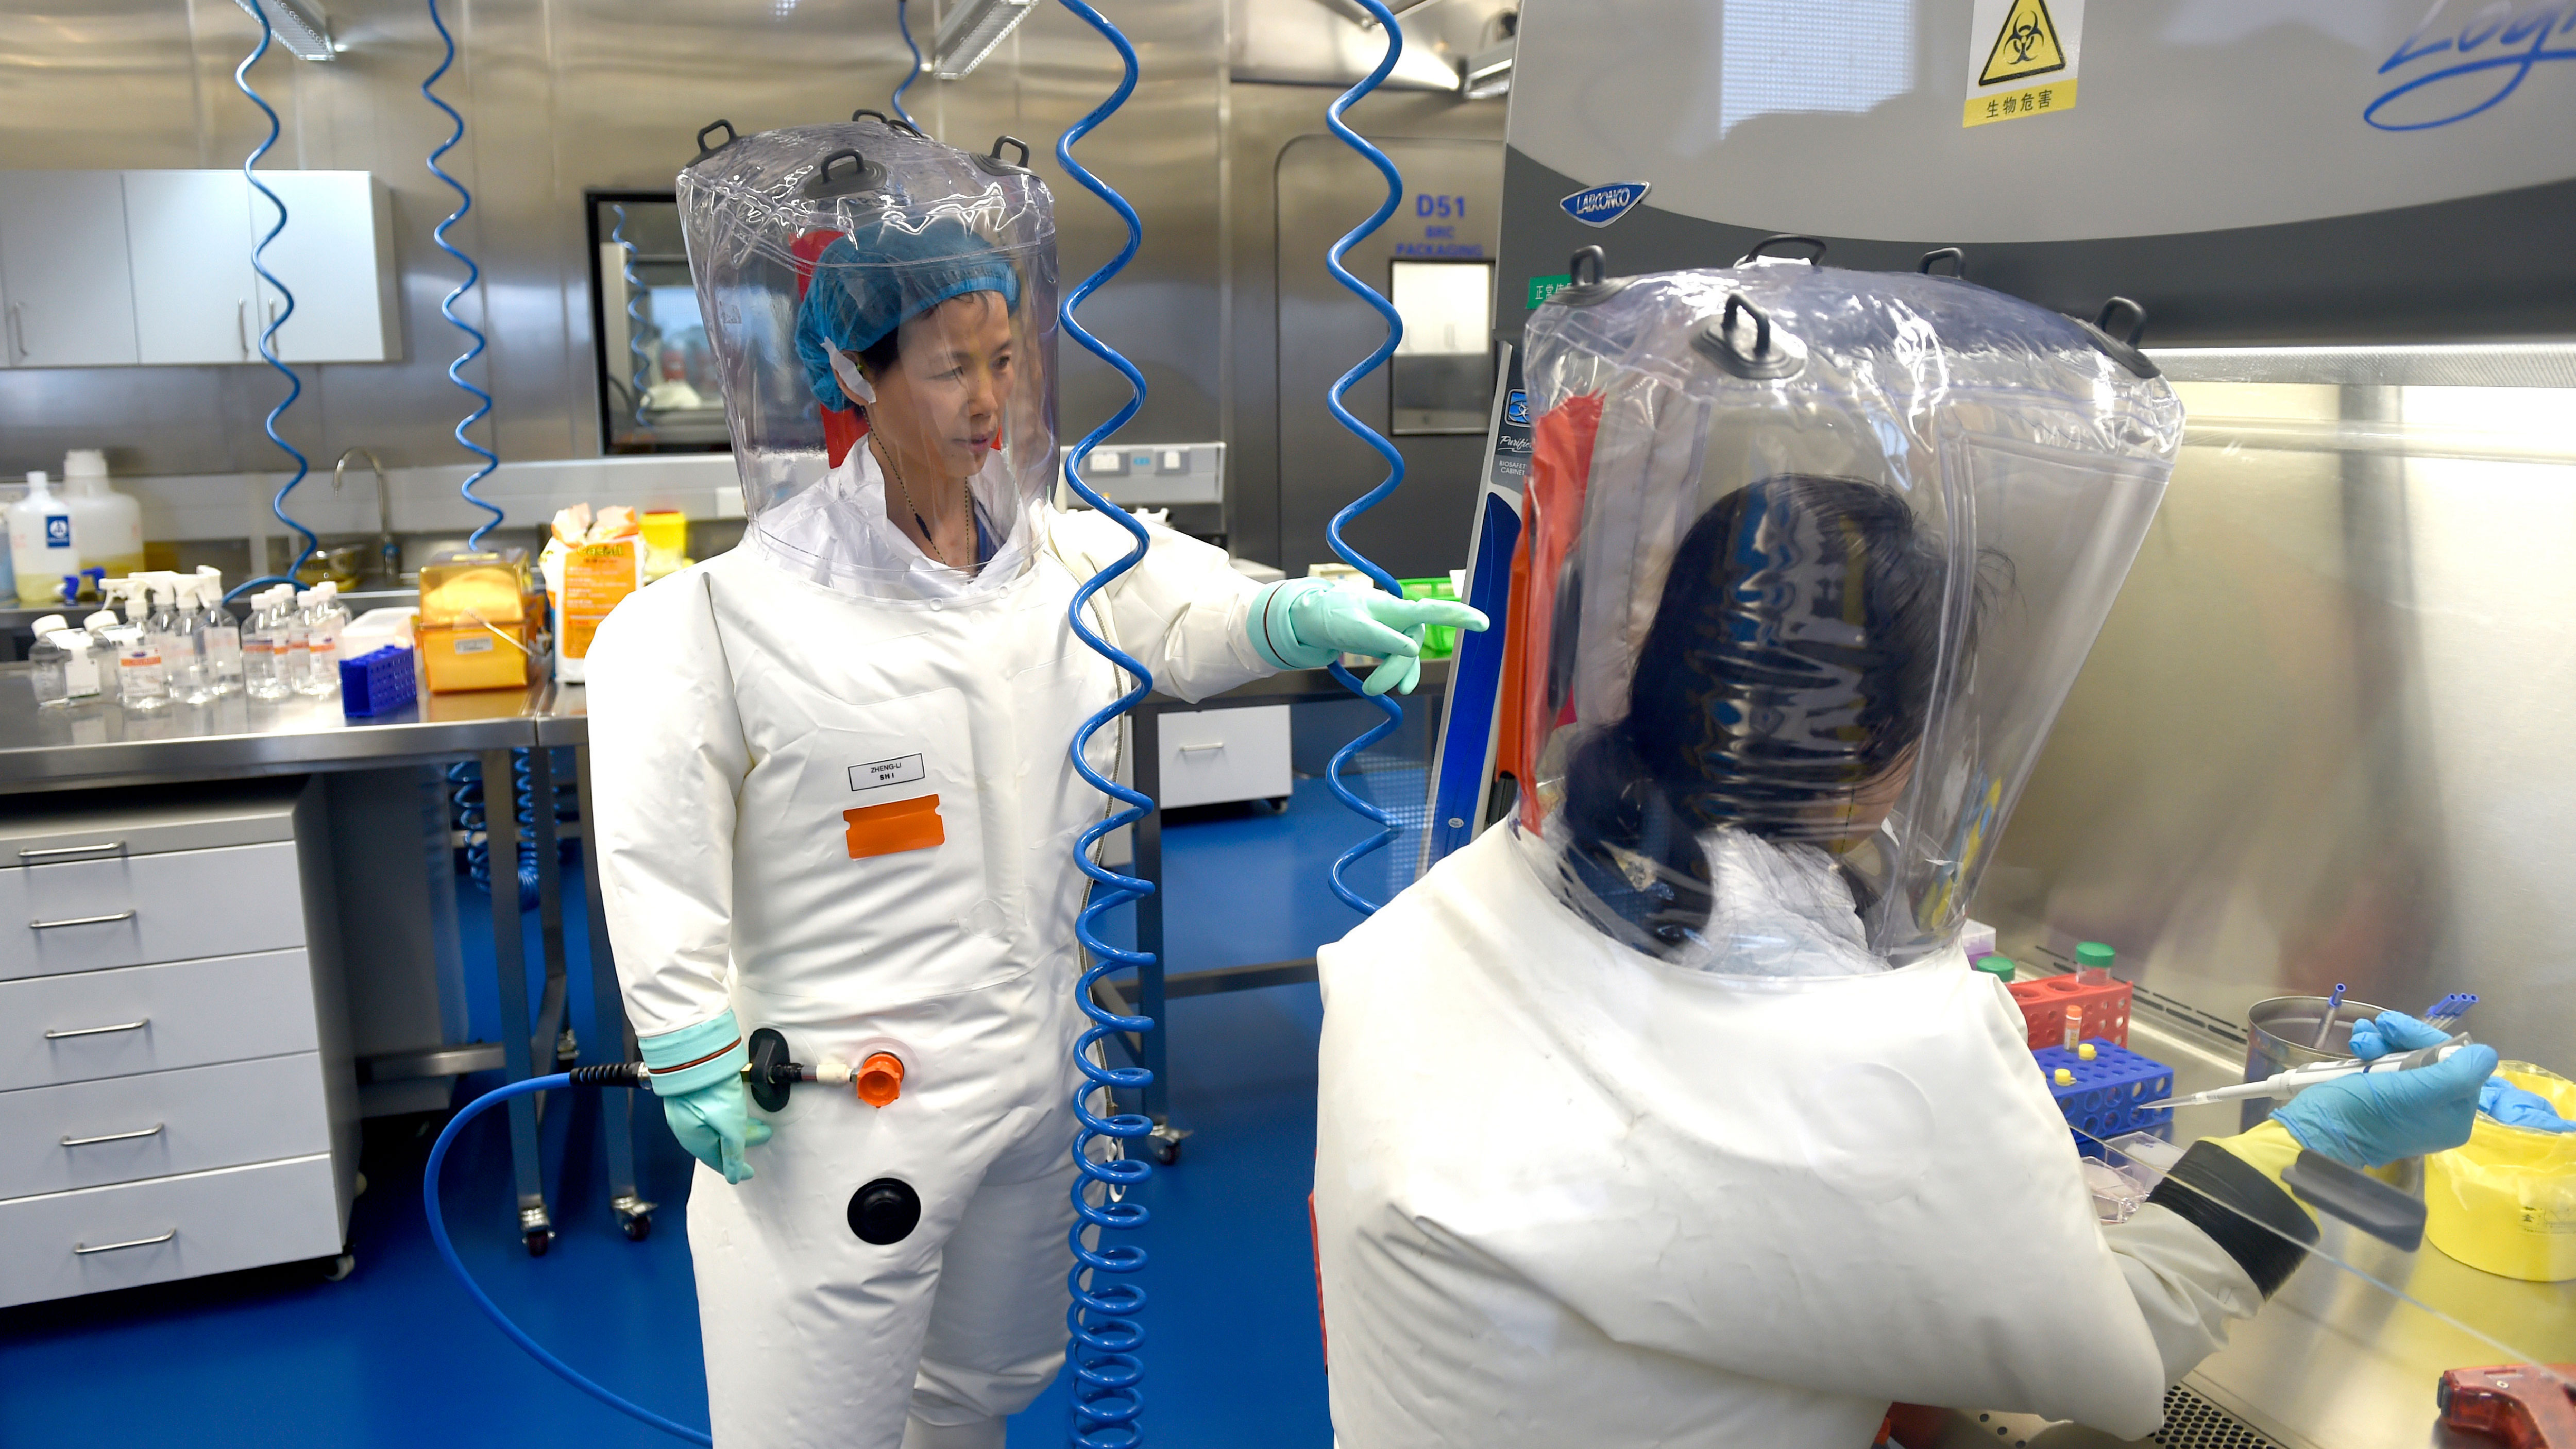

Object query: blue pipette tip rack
[339,644,417,718]
[2033,1040,2175,1156]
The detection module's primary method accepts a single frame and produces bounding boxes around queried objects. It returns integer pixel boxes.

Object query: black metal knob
[745,1027,794,1113]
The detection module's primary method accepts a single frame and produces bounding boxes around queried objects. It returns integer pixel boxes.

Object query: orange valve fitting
[856,1052,905,1107]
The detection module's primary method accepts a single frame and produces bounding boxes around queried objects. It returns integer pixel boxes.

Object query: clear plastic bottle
[277,586,310,694]
[163,583,213,705]
[296,582,346,697]
[243,587,293,702]
[2074,941,2115,988]
[196,570,243,696]
[28,613,71,707]
[112,591,169,712]
[81,609,121,694]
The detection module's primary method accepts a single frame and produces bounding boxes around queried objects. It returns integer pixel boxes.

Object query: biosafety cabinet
[0,779,358,1307]
[1460,4,2576,1445]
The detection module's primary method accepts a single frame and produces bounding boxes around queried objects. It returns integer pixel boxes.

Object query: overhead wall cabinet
[0,169,401,369]
[0,172,141,369]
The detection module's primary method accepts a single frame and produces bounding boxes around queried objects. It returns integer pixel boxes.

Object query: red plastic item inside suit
[2441,1365,2576,1448]
[2007,974,2132,1050]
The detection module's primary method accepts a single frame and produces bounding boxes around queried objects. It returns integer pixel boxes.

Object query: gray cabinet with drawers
[0,780,356,1307]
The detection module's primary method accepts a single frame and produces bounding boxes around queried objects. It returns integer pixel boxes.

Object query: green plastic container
[1399,576,1461,659]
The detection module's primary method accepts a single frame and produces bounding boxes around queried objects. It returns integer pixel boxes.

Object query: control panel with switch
[1055,441,1225,508]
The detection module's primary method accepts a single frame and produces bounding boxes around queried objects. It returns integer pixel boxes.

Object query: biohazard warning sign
[1964,0,2082,128]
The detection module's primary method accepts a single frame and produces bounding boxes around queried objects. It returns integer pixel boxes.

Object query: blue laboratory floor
[0,775,1380,1447]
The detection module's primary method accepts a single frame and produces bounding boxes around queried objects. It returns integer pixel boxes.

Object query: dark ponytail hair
[1560,474,1951,949]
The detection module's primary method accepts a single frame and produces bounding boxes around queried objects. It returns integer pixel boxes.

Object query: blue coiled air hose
[1055,4,1157,1444]
[444,751,557,909]
[426,1069,713,1446]
[225,7,318,604]
[447,760,488,887]
[1319,0,1412,917]
[893,0,923,130]
[425,0,505,548]
[611,203,654,434]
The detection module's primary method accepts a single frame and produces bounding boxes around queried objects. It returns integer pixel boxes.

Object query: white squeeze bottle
[9,471,78,607]
[113,589,169,712]
[196,570,243,695]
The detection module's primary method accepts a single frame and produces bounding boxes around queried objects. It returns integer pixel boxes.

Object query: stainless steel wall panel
[944,1,1229,452]
[1987,381,2576,1067]
[0,0,1221,486]
[1267,99,1501,577]
[0,0,1464,576]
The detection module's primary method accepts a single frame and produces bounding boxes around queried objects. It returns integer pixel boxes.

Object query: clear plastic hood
[677,118,1059,599]
[1507,260,2183,965]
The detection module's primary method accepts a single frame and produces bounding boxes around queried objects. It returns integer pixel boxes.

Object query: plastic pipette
[2421,993,2478,1031]
[2168,1033,2475,1110]
[2310,982,2348,1050]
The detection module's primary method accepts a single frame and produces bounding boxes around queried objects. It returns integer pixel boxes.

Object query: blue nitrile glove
[2271,1036,2499,1169]
[1246,578,1489,696]
[2348,1009,2448,1061]
[2480,1075,2576,1132]
[640,1009,771,1184]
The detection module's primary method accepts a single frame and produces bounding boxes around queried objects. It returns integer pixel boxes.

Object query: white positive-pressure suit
[1310,262,2292,1446]
[1312,823,2267,1448]
[587,486,1267,1447]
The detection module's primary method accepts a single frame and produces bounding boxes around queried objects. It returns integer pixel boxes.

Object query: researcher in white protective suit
[585,119,1480,1449]
[1309,264,2495,1447]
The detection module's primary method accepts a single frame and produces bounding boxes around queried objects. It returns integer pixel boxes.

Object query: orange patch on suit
[843,794,944,859]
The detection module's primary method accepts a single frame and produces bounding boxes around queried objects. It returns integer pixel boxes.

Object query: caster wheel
[353,1171,368,1198]
[322,1252,355,1283]
[1266,796,1290,813]
[523,1228,553,1257]
[621,1212,654,1242]
[1152,1138,1181,1166]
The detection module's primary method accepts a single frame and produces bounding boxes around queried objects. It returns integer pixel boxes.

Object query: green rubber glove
[639,1009,772,1184]
[1247,578,1489,696]
[2271,1036,2498,1169]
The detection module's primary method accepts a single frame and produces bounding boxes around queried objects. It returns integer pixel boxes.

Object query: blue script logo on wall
[2367,1,2576,130]
[1560,182,1652,228]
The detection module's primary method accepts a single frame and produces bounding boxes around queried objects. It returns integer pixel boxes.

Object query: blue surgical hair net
[793,218,1023,411]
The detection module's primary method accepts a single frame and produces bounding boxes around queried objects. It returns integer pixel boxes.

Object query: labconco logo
[1559,181,1652,228]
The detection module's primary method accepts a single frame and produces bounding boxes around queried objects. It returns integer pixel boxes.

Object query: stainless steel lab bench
[0,668,599,1252]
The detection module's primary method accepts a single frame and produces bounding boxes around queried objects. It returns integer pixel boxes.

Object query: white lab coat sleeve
[1045,506,1270,703]
[2102,1203,2266,1386]
[581,566,749,1037]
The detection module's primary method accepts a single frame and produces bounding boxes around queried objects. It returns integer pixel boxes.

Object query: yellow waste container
[2427,1062,2576,1282]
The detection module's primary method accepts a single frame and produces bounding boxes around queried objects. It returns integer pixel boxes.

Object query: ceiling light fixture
[232,0,336,61]
[1360,0,1457,27]
[933,0,1039,81]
